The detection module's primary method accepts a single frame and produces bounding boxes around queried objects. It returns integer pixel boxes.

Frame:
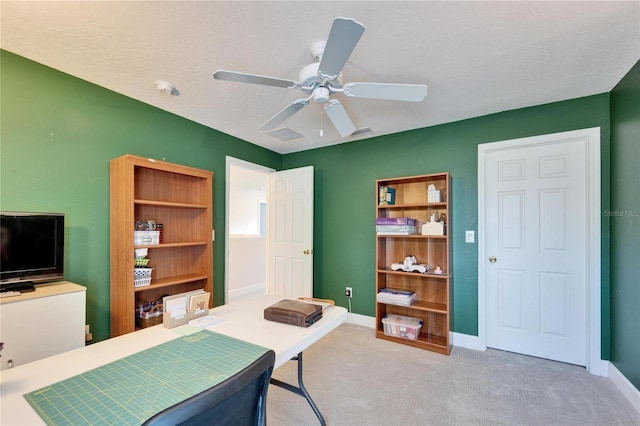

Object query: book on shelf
[376,288,417,306]
[377,231,416,235]
[376,225,417,235]
[378,186,396,205]
[376,217,416,225]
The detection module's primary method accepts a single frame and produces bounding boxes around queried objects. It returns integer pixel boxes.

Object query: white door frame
[478,127,606,376]
[224,156,275,304]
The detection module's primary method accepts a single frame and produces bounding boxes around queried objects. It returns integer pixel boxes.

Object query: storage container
[134,268,152,288]
[382,314,423,340]
[134,230,160,246]
[134,258,150,267]
[136,304,163,328]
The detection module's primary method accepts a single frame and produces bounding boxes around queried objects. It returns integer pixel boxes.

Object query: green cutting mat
[24,330,270,425]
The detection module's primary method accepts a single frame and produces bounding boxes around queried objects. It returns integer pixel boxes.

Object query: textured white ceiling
[1,1,638,154]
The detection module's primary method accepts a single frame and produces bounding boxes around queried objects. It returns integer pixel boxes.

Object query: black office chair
[143,350,275,426]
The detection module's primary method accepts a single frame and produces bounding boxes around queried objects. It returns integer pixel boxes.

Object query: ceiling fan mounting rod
[310,40,326,62]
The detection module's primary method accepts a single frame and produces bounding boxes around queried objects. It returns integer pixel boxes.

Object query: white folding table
[0,294,347,425]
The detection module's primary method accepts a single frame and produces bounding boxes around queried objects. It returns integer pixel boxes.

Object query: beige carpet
[267,323,639,426]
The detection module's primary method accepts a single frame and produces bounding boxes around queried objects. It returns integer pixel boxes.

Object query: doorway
[225,158,315,302]
[478,128,606,375]
[225,157,273,302]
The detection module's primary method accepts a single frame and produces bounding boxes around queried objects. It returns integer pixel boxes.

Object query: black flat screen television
[0,212,64,290]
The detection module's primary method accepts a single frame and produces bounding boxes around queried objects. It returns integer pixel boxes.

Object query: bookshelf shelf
[376,234,447,239]
[376,269,449,279]
[134,199,208,209]
[133,274,209,293]
[377,202,447,210]
[134,242,209,249]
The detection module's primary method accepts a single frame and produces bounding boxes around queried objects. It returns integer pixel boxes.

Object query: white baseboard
[345,312,376,329]
[588,358,609,377]
[229,282,264,299]
[609,362,640,414]
[450,332,486,351]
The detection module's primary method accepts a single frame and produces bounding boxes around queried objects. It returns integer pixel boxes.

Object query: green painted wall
[2,49,624,366]
[283,95,612,354]
[610,60,640,390]
[0,50,282,342]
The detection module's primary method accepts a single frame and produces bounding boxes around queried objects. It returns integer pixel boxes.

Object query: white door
[267,166,314,298]
[482,132,592,366]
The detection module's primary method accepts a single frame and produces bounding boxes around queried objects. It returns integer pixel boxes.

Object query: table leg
[270,352,326,426]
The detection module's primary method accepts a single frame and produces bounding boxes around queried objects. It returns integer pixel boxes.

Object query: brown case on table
[264,299,323,327]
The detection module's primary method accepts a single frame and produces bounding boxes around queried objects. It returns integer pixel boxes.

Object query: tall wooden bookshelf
[110,155,213,337]
[375,173,451,354]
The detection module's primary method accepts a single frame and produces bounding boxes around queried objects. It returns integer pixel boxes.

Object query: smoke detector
[155,80,177,95]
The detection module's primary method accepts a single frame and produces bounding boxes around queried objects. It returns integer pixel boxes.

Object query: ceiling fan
[213,17,428,138]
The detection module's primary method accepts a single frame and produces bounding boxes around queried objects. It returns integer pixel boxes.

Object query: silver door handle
[489,256,497,263]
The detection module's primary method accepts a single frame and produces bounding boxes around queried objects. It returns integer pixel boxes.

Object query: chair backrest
[143,349,275,426]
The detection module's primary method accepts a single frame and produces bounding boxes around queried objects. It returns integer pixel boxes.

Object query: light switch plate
[465,230,475,243]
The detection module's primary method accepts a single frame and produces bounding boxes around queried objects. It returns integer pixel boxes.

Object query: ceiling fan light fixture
[313,87,330,104]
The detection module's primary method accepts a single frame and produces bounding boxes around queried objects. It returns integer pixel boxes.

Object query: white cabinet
[0,281,86,370]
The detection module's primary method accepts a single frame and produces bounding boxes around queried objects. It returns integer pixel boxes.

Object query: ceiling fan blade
[324,99,356,137]
[343,82,428,102]
[213,70,298,89]
[318,17,365,79]
[260,99,309,131]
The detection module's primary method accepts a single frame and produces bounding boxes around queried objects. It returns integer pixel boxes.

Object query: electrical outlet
[345,286,353,298]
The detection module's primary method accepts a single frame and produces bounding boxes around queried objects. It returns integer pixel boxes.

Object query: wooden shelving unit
[375,173,451,354]
[110,154,213,337]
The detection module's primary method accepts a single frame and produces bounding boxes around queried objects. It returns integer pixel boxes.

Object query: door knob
[489,256,497,263]
[303,249,313,255]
